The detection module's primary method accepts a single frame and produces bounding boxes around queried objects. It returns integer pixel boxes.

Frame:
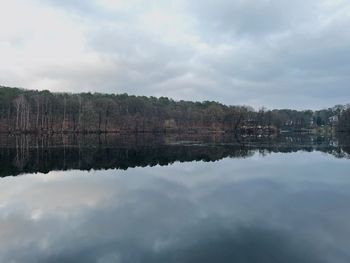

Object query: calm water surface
[1,134,350,263]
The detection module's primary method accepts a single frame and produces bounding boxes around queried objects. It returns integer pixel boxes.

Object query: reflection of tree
[0,133,349,177]
[13,135,30,170]
[335,133,350,156]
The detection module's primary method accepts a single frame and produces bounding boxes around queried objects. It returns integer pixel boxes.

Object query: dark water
[1,133,350,263]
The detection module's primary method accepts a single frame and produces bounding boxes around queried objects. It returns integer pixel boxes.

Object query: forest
[0,86,349,134]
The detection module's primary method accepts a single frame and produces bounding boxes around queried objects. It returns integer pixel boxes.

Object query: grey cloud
[179,1,350,108]
[40,0,115,19]
[13,0,350,109]
[34,24,195,97]
[188,0,319,39]
[40,0,150,22]
[41,0,98,15]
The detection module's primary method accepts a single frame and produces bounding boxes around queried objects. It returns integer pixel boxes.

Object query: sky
[0,0,349,109]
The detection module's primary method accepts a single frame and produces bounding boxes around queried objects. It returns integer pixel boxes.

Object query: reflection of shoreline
[0,133,349,178]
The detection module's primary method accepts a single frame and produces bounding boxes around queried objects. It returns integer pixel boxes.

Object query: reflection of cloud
[0,173,126,225]
[150,226,322,263]
[37,226,323,263]
[0,152,350,262]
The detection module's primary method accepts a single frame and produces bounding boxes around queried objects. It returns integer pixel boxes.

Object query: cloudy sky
[0,0,349,109]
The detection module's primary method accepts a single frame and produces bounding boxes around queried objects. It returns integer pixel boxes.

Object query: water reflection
[0,151,350,262]
[0,133,350,177]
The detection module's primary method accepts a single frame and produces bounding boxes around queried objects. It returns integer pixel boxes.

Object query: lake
[0,133,350,263]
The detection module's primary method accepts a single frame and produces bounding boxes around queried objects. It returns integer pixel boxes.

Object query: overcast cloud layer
[0,0,349,109]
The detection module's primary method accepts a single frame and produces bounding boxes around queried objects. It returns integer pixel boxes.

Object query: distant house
[328,115,339,125]
[284,120,294,126]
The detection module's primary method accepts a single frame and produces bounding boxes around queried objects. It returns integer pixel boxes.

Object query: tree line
[0,86,349,134]
[338,108,350,132]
